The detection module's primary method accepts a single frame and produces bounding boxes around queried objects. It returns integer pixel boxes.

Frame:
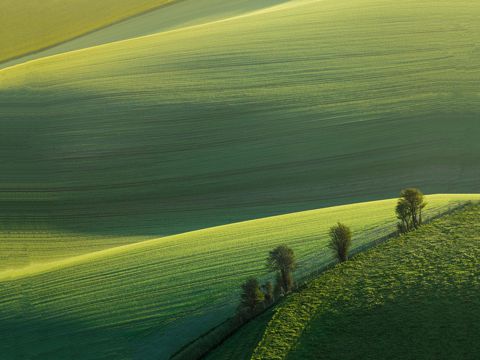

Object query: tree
[329,223,352,262]
[396,188,427,233]
[239,277,265,314]
[396,199,412,233]
[267,245,297,293]
[261,281,274,305]
[273,272,284,299]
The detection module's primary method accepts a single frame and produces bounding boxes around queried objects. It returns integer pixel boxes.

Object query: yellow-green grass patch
[0,0,175,63]
[0,195,477,359]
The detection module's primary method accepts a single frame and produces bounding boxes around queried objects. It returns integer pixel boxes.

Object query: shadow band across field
[1,0,480,358]
[1,85,479,238]
[2,0,480,269]
[0,314,132,360]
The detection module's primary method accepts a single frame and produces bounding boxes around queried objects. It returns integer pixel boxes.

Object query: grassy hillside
[0,0,290,70]
[252,204,480,359]
[1,0,479,260]
[1,196,475,359]
[205,309,274,360]
[0,0,174,63]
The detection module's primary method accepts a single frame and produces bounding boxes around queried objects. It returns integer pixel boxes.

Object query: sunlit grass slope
[0,0,174,63]
[0,0,290,70]
[0,228,150,270]
[253,204,480,360]
[1,195,476,360]
[1,0,480,262]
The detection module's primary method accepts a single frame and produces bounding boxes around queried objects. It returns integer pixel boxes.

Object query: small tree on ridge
[396,199,412,233]
[396,188,427,233]
[267,245,297,293]
[239,277,265,314]
[329,222,352,262]
[261,281,274,305]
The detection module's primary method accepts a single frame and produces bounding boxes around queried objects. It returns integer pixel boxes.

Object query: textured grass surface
[0,0,174,63]
[1,0,480,358]
[205,309,274,360]
[252,204,480,360]
[0,195,477,359]
[0,0,289,70]
[0,228,150,271]
[1,0,479,263]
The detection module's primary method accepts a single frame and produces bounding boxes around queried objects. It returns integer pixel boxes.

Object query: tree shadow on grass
[288,283,480,360]
[204,308,275,360]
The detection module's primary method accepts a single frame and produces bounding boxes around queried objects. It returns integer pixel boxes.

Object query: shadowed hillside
[1,0,479,253]
[253,204,480,359]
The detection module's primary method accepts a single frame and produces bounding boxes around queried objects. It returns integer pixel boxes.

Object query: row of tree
[238,245,296,316]
[238,188,427,317]
[238,221,353,316]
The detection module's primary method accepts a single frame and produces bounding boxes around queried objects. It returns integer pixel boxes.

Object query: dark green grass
[0,197,474,360]
[252,204,480,359]
[204,309,274,360]
[1,0,480,261]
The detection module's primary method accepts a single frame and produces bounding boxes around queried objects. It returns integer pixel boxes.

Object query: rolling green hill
[0,0,290,70]
[252,204,480,360]
[1,195,476,359]
[0,0,175,64]
[2,0,480,358]
[1,0,479,263]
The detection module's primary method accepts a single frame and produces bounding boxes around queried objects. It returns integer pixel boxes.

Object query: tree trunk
[411,209,418,229]
[281,269,289,293]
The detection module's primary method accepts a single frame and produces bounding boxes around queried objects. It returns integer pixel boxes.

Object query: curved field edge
[1,0,479,254]
[0,0,176,64]
[2,0,479,269]
[0,0,322,77]
[0,0,291,71]
[0,195,477,360]
[252,204,480,360]
[1,194,476,281]
[0,0,305,74]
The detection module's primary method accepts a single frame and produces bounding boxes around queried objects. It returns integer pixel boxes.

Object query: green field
[1,0,480,265]
[1,195,476,359]
[0,0,289,70]
[205,309,275,360]
[252,204,480,359]
[2,0,480,358]
[0,0,174,63]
